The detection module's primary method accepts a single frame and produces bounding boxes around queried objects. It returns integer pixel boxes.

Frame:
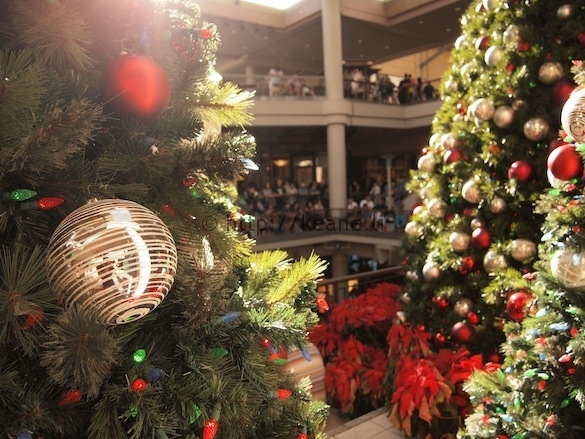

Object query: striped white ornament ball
[46,199,177,325]
[561,87,585,142]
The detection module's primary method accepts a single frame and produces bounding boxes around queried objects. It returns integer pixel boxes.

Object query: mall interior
[196,0,471,304]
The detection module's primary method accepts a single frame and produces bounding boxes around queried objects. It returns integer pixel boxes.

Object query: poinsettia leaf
[418,396,433,423]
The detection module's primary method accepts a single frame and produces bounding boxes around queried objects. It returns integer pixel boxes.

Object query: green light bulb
[211,347,228,358]
[133,348,147,363]
[189,404,202,424]
[8,189,37,201]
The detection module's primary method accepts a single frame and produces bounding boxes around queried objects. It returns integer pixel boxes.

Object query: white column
[322,0,347,219]
[245,66,255,85]
[382,154,396,210]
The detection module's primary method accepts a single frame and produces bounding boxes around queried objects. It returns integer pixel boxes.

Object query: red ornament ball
[200,28,213,39]
[475,36,490,51]
[467,311,480,325]
[444,148,462,164]
[508,160,534,182]
[435,332,446,346]
[452,321,474,343]
[472,227,491,250]
[549,138,568,153]
[103,54,171,119]
[578,33,585,49]
[552,79,577,108]
[506,290,531,322]
[547,144,583,180]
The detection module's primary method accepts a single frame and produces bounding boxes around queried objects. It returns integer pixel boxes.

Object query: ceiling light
[241,0,304,10]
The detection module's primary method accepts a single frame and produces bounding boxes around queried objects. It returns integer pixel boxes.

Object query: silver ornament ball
[489,197,507,214]
[417,154,437,173]
[538,62,564,85]
[449,231,471,253]
[510,239,537,262]
[462,179,482,204]
[558,4,574,19]
[422,261,442,282]
[493,105,515,128]
[561,87,585,143]
[483,250,508,274]
[471,98,495,121]
[485,46,504,67]
[454,298,474,316]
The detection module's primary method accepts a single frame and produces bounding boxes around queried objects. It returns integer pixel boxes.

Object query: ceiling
[197,0,473,76]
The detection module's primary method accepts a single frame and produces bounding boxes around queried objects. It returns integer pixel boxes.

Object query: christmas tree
[0,1,328,438]
[388,0,585,437]
[461,61,585,439]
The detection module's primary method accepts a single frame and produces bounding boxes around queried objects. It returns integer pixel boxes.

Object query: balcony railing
[222,73,441,105]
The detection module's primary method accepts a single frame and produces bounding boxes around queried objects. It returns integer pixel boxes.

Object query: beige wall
[374,48,451,83]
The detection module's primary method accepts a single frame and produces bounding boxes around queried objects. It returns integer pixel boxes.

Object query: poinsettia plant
[309,283,402,416]
[386,322,496,438]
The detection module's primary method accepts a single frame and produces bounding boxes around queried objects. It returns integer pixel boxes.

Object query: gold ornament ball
[46,199,178,325]
[454,298,474,316]
[538,62,564,85]
[493,105,515,128]
[427,198,448,218]
[470,218,485,230]
[523,117,550,141]
[551,249,585,290]
[503,24,520,46]
[470,98,495,121]
[489,197,507,214]
[462,179,482,204]
[510,239,537,262]
[483,250,508,274]
[422,261,442,282]
[449,231,471,252]
[417,154,437,173]
[404,221,420,238]
[561,87,585,143]
[485,46,504,67]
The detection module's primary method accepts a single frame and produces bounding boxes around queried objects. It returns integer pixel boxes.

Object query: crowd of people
[235,177,411,236]
[267,65,438,104]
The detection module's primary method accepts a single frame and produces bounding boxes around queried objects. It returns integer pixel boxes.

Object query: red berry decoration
[452,321,474,343]
[508,160,534,182]
[506,290,531,322]
[103,54,171,119]
[472,228,491,250]
[547,144,583,180]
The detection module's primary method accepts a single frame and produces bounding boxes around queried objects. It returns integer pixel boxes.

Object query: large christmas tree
[389,0,585,437]
[462,61,585,439]
[0,1,328,438]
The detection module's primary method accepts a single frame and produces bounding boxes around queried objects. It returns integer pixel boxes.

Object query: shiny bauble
[485,46,504,67]
[462,179,482,203]
[444,148,462,164]
[467,311,480,326]
[475,36,491,51]
[427,198,447,218]
[523,117,550,141]
[450,231,471,252]
[452,321,474,344]
[444,78,458,93]
[460,62,478,83]
[432,295,449,310]
[557,4,574,19]
[429,132,442,148]
[454,35,466,50]
[482,0,498,10]
[508,160,534,182]
[404,221,420,238]
[441,132,459,150]
[506,290,531,322]
[561,87,585,142]
[547,144,583,180]
[470,98,495,121]
[483,250,508,273]
[493,105,515,128]
[400,292,412,304]
[552,79,577,108]
[405,271,419,282]
[503,24,520,46]
[547,169,568,189]
[46,199,178,325]
[472,227,491,250]
[435,333,446,346]
[422,261,442,282]
[454,298,474,316]
[417,154,437,173]
[489,197,507,214]
[538,62,564,85]
[551,249,585,290]
[510,239,537,262]
[470,218,485,230]
[102,54,171,119]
